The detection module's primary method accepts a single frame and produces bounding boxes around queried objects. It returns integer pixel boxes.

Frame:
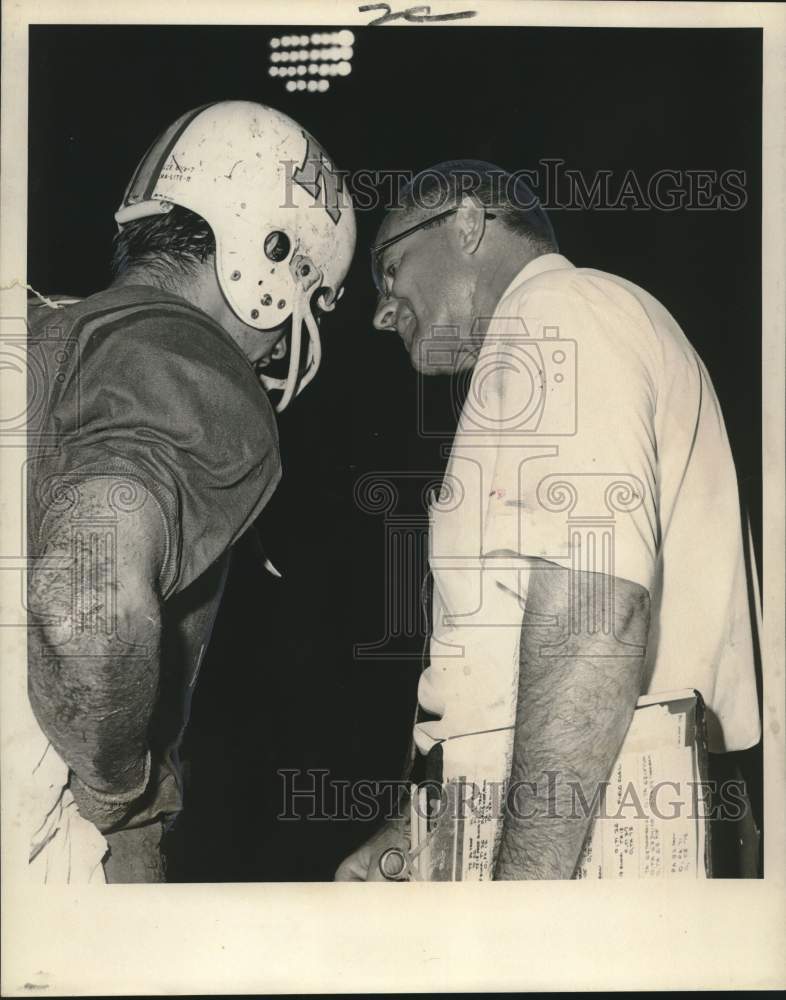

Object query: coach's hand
[334,819,411,881]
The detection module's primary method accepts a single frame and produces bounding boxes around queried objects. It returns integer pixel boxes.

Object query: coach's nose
[373,295,399,332]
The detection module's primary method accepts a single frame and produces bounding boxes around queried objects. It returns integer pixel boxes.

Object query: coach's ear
[455,195,487,256]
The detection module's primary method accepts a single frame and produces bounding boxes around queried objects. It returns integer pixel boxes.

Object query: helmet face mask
[115,100,356,411]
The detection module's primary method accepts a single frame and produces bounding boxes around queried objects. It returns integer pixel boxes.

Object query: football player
[26,100,355,882]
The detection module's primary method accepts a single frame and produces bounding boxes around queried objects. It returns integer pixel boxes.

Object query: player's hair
[111,205,216,287]
[398,159,558,254]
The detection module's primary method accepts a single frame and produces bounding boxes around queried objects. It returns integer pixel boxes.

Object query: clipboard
[407,689,712,880]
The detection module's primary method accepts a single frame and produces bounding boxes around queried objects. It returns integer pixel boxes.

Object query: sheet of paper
[576,744,700,879]
[411,696,705,880]
[622,700,687,753]
[411,777,505,881]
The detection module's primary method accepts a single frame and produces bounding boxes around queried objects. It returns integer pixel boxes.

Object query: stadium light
[269,28,355,94]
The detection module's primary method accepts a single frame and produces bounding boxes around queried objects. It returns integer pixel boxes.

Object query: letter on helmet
[115,100,356,411]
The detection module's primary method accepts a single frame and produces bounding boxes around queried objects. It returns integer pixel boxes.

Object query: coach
[336,160,760,880]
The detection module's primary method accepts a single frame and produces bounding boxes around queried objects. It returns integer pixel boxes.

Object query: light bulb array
[268,29,355,93]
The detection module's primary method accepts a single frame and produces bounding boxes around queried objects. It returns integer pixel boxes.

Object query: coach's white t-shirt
[415,253,760,775]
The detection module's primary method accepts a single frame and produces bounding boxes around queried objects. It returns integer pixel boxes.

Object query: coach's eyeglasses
[371,206,497,295]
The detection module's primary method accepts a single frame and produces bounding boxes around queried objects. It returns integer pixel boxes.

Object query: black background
[29,24,762,880]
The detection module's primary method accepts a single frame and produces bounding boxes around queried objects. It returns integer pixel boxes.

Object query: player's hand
[69,771,141,833]
[334,820,411,881]
[69,753,163,834]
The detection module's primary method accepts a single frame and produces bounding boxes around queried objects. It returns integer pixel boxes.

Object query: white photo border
[2,1,784,993]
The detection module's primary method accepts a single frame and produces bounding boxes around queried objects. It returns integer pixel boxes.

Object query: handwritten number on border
[359,4,477,26]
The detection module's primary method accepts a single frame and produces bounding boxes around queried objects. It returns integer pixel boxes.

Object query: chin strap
[258,256,328,413]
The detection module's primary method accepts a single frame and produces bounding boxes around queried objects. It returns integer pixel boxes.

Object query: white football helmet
[115,100,356,411]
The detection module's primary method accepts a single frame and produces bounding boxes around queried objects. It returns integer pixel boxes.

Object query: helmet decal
[123,102,214,207]
[292,132,344,225]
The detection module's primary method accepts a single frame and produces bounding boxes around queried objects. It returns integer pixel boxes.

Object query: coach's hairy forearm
[494,563,650,880]
[27,480,165,795]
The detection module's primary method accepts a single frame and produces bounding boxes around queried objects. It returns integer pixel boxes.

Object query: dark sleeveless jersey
[27,284,282,826]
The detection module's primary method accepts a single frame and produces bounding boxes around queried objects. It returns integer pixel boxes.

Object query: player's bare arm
[27,478,166,831]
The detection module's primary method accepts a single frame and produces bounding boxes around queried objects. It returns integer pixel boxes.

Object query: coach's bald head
[372,160,557,374]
